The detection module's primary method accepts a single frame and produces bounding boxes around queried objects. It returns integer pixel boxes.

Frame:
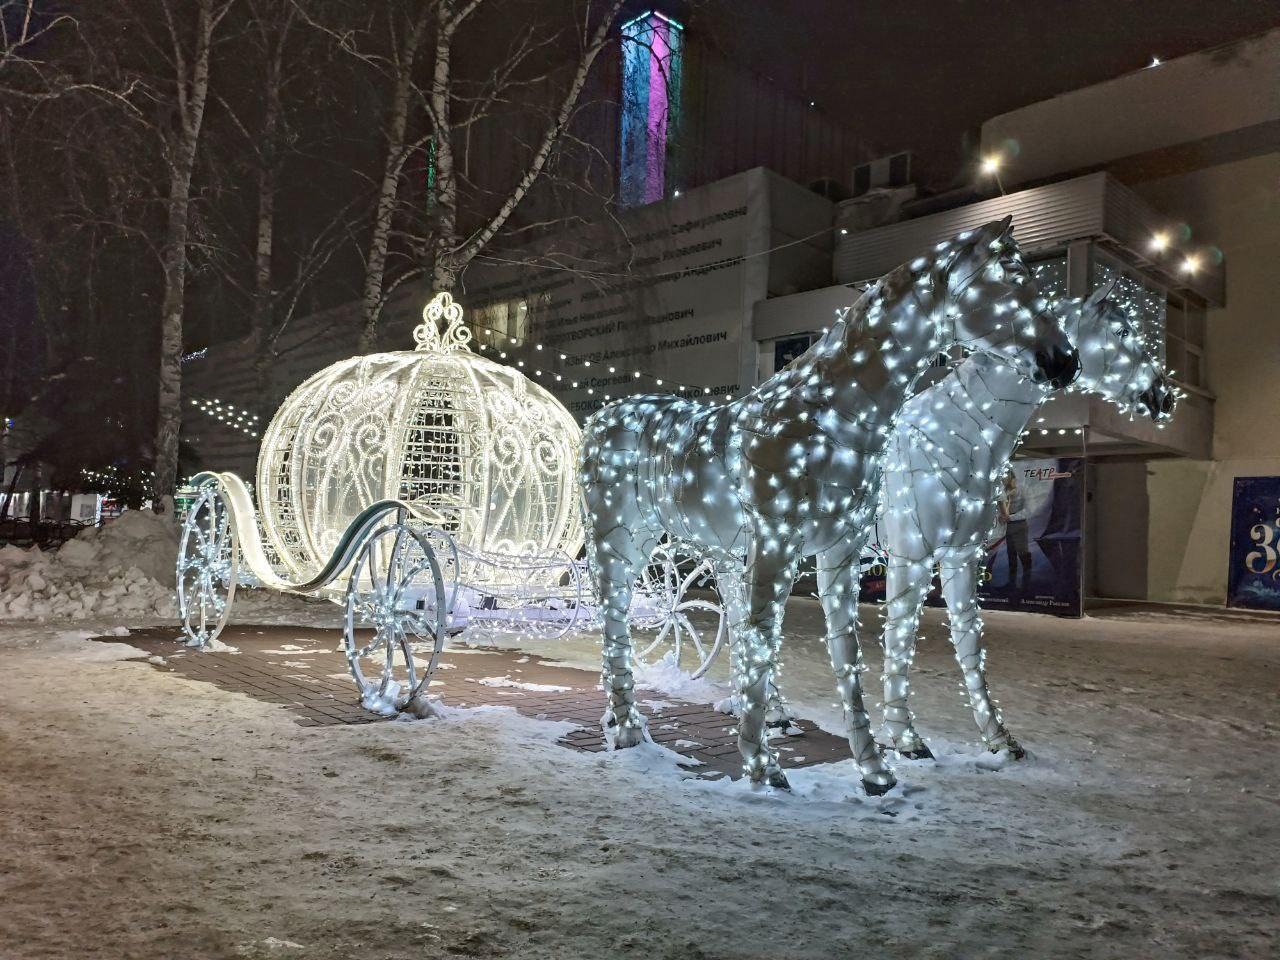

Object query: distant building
[980,28,1279,607]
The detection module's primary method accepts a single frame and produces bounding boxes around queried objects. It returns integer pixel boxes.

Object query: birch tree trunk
[356,7,430,353]
[153,0,222,509]
[435,0,624,289]
[428,0,460,293]
[248,5,288,407]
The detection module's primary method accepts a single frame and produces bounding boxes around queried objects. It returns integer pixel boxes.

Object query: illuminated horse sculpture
[877,279,1176,760]
[580,217,1080,795]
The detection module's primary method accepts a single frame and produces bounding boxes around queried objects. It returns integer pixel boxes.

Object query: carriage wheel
[344,524,448,715]
[636,543,727,679]
[176,484,240,649]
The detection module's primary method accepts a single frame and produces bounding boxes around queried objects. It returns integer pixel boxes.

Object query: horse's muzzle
[1138,379,1177,422]
[1032,346,1081,390]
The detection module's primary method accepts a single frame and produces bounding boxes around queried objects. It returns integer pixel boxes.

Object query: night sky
[704,0,1280,189]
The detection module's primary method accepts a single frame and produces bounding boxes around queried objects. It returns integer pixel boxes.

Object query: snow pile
[633,650,730,704]
[475,676,571,693]
[0,509,179,622]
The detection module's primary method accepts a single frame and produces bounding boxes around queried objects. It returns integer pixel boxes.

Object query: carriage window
[399,380,469,536]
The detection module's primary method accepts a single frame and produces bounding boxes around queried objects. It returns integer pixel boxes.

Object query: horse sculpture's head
[933,217,1080,389]
[1068,279,1178,423]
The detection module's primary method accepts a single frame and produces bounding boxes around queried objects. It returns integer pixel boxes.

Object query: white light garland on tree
[255,292,584,582]
[580,218,1081,795]
[875,279,1177,759]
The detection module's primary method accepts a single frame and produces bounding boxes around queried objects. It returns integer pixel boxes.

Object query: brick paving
[103,625,852,779]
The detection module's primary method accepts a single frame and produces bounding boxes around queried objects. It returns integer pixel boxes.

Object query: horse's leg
[817,542,896,795]
[736,544,797,789]
[592,524,656,748]
[711,558,748,715]
[881,554,934,759]
[712,559,792,723]
[938,549,1025,758]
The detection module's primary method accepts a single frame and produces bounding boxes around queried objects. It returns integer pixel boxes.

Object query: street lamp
[980,153,1005,195]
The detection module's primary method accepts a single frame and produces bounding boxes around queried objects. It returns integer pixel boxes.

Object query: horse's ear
[975,215,1014,248]
[943,217,1014,290]
[1086,277,1120,308]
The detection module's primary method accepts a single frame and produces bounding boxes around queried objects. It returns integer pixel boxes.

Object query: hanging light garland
[189,397,261,438]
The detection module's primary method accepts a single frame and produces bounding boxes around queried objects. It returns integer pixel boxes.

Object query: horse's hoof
[756,769,791,791]
[999,740,1027,760]
[897,743,934,761]
[612,725,645,749]
[602,711,646,748]
[862,776,896,797]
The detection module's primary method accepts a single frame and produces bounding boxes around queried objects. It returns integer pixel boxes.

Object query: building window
[773,334,815,371]
[1165,295,1207,391]
[619,10,684,207]
[471,297,532,348]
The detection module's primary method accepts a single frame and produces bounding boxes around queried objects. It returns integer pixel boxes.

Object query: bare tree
[82,0,238,507]
[298,0,625,351]
[426,0,624,294]
[1,0,78,98]
[246,0,295,401]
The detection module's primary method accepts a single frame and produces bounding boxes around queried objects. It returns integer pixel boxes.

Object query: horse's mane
[813,259,922,350]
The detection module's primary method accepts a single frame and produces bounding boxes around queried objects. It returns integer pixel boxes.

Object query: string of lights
[465,223,857,405]
[473,324,737,403]
[189,397,262,438]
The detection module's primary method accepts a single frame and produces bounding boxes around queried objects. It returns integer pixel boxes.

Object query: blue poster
[859,457,1084,617]
[1226,476,1280,611]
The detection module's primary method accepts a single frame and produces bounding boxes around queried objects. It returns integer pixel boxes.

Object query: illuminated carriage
[177,293,725,712]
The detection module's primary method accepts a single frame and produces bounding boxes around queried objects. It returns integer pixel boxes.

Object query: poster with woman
[980,458,1084,616]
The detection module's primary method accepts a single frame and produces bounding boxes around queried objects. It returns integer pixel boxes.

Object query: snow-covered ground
[1,592,1277,959]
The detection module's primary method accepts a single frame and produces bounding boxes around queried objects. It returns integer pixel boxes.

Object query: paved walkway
[109,625,852,780]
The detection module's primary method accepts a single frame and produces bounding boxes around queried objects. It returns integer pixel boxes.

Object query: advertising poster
[980,457,1084,617]
[1226,476,1280,612]
[860,457,1084,618]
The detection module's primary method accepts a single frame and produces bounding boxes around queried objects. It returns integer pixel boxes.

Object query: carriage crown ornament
[412,291,472,353]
